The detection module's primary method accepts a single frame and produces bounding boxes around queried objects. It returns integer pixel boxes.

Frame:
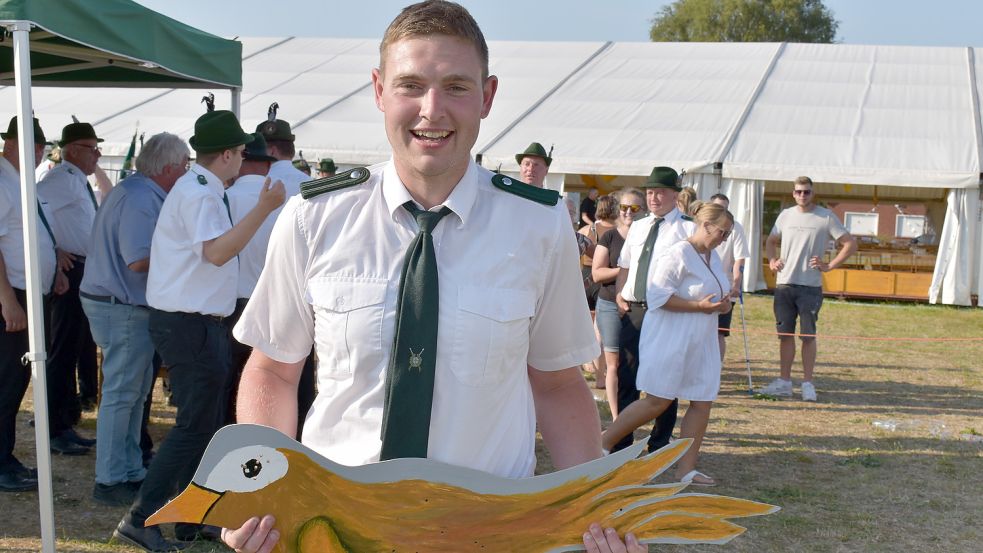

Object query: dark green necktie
[632,217,664,302]
[380,201,453,460]
[222,192,234,225]
[85,183,98,210]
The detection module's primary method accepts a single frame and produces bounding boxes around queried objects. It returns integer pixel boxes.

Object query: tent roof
[9,37,983,189]
[0,0,242,87]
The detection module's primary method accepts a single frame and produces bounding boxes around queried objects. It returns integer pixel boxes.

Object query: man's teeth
[413,130,450,139]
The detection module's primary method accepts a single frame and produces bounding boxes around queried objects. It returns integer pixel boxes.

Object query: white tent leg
[11,20,57,553]
[231,87,241,118]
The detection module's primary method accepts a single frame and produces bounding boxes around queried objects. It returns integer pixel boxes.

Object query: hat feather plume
[267,102,279,122]
[71,115,79,124]
[547,144,554,158]
[201,93,215,113]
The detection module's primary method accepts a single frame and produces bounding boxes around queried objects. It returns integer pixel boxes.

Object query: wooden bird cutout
[147,424,778,552]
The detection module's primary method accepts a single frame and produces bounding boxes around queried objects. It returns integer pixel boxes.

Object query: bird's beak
[145,483,221,526]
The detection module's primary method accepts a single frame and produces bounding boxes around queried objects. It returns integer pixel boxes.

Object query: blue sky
[138,0,983,47]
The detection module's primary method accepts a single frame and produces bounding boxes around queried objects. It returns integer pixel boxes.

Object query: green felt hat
[189,110,253,153]
[256,119,295,142]
[515,142,552,166]
[242,132,276,162]
[642,166,681,191]
[292,158,310,171]
[59,121,103,146]
[1,116,49,145]
[318,158,337,173]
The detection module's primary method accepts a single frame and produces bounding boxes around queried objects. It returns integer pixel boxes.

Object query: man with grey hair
[79,132,190,506]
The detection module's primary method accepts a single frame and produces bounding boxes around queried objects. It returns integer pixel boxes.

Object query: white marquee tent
[3,38,981,305]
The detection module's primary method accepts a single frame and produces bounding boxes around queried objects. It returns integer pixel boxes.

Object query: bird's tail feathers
[629,513,746,545]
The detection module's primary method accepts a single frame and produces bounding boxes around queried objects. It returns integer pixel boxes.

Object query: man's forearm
[202,205,271,266]
[827,236,858,270]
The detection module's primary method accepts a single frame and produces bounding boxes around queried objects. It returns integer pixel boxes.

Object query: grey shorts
[773,285,823,340]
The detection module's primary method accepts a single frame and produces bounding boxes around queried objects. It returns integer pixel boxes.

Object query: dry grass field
[1,294,981,552]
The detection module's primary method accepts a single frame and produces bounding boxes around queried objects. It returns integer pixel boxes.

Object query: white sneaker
[760,378,793,397]
[800,381,817,402]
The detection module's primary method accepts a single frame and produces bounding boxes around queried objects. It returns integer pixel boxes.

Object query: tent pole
[231,87,241,117]
[10,20,57,553]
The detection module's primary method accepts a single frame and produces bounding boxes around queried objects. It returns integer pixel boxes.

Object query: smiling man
[222,2,642,552]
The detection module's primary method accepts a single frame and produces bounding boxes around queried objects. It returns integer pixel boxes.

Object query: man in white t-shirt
[763,176,856,401]
[709,193,749,361]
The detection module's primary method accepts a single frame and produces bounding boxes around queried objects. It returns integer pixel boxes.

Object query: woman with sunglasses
[590,188,644,416]
[601,201,734,487]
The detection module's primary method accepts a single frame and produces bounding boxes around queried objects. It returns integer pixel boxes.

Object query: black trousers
[130,309,230,525]
[46,259,97,436]
[0,288,32,474]
[224,298,316,440]
[613,302,678,453]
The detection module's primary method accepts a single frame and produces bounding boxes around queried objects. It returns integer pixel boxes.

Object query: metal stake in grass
[738,267,753,394]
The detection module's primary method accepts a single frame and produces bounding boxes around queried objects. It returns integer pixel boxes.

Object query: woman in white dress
[601,202,734,486]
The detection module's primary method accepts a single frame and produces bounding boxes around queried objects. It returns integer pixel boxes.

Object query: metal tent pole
[10,20,57,553]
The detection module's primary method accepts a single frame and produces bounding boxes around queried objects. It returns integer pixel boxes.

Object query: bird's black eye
[242,458,262,479]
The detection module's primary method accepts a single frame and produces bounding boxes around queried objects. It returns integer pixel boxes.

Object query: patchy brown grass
[2,295,981,552]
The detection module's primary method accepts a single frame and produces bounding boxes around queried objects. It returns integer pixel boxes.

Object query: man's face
[647,187,678,216]
[519,156,549,187]
[588,188,599,200]
[65,140,101,175]
[372,35,498,187]
[1,140,45,172]
[319,170,336,178]
[711,198,730,210]
[793,183,814,208]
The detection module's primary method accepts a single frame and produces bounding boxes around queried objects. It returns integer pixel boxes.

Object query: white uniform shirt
[714,219,749,282]
[146,164,237,316]
[227,174,279,298]
[234,160,597,478]
[617,207,695,302]
[266,160,307,197]
[36,160,96,256]
[0,157,57,292]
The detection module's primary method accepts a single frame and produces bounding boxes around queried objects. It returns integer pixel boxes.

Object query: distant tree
[650,0,839,43]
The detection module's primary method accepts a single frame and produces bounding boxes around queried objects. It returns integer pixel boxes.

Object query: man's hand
[768,257,784,272]
[53,271,69,295]
[1,296,27,332]
[583,523,646,553]
[730,276,741,299]
[221,515,279,553]
[56,249,76,272]
[809,255,829,272]
[257,178,286,214]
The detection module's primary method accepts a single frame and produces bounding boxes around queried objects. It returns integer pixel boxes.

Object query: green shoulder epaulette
[491,174,560,206]
[300,167,371,199]
[680,214,693,221]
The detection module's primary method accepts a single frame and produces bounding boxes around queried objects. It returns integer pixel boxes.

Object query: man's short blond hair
[379,0,489,78]
[794,176,813,187]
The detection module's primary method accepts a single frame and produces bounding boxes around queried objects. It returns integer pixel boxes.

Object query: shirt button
[336,297,345,308]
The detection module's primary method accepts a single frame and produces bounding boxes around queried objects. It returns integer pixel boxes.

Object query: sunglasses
[619,204,642,213]
[793,189,812,196]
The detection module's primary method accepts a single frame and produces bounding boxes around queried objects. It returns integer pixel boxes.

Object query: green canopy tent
[0,1,241,550]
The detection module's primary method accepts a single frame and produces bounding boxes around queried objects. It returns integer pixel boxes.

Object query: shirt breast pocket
[451,286,535,388]
[307,277,388,379]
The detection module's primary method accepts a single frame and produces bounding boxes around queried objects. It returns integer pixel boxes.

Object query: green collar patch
[196,173,208,185]
[300,167,371,199]
[491,174,560,206]
[680,213,693,221]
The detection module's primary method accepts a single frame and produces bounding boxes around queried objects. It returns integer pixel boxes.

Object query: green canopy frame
[0,2,241,551]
